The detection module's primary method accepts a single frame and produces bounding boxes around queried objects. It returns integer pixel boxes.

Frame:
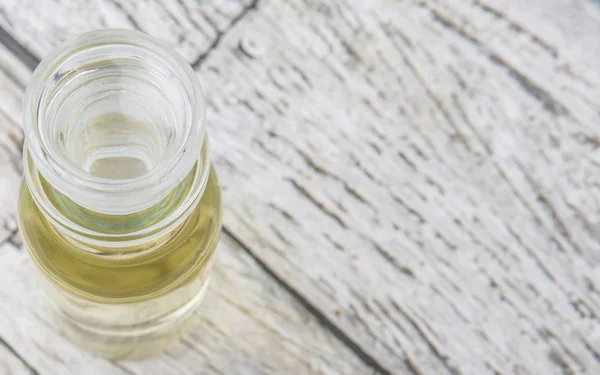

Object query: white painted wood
[0,0,254,64]
[0,339,34,375]
[0,0,599,374]
[197,1,600,374]
[476,0,600,70]
[0,42,25,246]
[0,42,371,375]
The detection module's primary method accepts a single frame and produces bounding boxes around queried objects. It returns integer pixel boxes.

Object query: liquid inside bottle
[18,163,221,359]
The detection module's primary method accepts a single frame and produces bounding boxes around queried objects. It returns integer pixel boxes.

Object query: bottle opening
[24,30,206,215]
[44,49,192,182]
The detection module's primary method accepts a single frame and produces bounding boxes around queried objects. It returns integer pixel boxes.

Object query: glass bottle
[17,29,222,359]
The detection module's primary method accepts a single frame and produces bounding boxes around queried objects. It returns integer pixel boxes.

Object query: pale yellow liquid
[18,167,222,359]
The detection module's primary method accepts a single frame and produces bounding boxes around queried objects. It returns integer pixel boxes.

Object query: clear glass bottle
[17,29,222,359]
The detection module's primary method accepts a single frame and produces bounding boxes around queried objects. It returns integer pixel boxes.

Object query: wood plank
[0,244,132,375]
[196,1,600,374]
[2,0,600,374]
[0,38,371,375]
[476,0,600,68]
[0,42,26,245]
[0,0,255,64]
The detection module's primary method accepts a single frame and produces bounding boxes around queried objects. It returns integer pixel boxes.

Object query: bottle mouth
[23,29,206,215]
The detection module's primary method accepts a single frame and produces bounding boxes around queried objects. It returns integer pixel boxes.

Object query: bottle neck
[23,137,211,254]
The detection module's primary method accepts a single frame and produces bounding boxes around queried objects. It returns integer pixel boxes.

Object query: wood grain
[0,42,26,246]
[0,32,371,375]
[0,0,599,374]
[199,1,600,373]
[0,0,255,65]
[0,338,35,375]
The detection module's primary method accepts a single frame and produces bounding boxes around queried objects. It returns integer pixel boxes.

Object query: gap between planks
[0,336,39,375]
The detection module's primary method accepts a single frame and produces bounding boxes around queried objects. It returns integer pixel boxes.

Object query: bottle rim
[23,29,206,215]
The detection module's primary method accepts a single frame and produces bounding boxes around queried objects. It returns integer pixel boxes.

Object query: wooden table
[0,0,599,374]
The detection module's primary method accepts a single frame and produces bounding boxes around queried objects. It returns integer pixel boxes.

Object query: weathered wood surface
[0,36,370,375]
[0,338,34,375]
[0,0,255,67]
[1,0,600,374]
[0,41,26,240]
